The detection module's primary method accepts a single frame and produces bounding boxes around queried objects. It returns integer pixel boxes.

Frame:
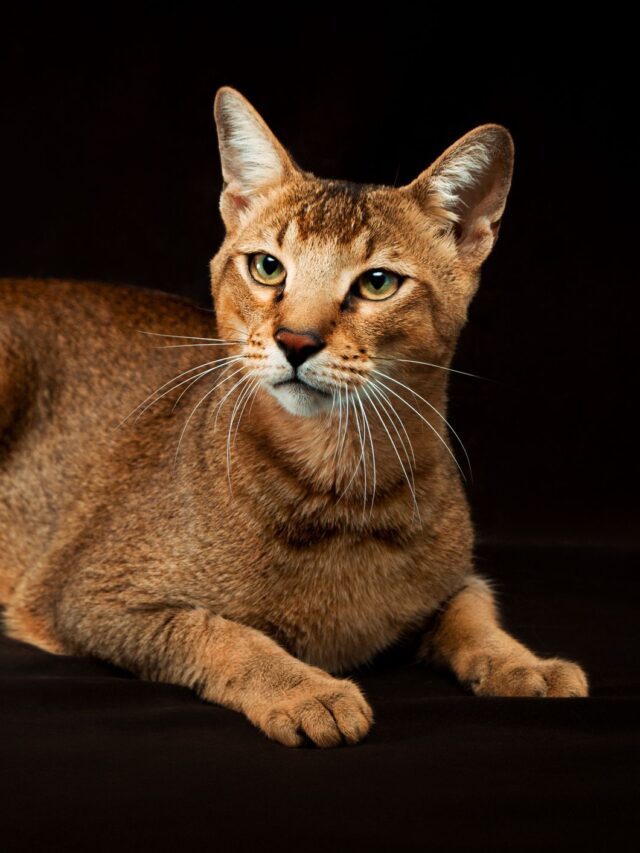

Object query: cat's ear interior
[400,124,514,267]
[213,86,300,231]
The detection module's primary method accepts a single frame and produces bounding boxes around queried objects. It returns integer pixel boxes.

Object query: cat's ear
[213,86,301,231]
[399,124,514,267]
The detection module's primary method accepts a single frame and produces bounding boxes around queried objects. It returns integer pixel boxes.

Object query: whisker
[137,329,248,344]
[368,381,417,472]
[336,385,351,467]
[229,371,258,448]
[332,384,344,467]
[335,391,367,509]
[152,341,246,349]
[226,371,259,492]
[174,365,247,465]
[327,386,337,422]
[220,323,251,340]
[233,375,263,450]
[370,355,496,383]
[115,355,242,429]
[352,393,368,519]
[174,384,221,466]
[352,390,371,520]
[210,366,250,434]
[355,390,377,518]
[136,358,242,424]
[367,381,417,499]
[245,375,263,423]
[170,362,236,415]
[371,370,471,485]
[360,384,422,526]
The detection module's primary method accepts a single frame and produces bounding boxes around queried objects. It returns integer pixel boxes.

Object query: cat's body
[0,276,470,672]
[0,88,588,747]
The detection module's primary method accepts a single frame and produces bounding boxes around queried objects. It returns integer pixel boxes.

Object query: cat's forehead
[277,180,375,245]
[250,179,410,263]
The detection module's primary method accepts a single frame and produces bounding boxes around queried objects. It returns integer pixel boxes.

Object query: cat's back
[0,277,219,594]
[0,276,217,418]
[0,276,215,347]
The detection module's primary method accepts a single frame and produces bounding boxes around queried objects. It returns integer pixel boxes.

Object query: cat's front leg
[416,574,589,697]
[31,580,375,748]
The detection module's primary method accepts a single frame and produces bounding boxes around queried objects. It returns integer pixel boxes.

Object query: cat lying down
[0,86,588,747]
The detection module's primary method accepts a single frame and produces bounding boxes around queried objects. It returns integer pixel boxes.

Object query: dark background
[0,11,635,546]
[1,13,638,853]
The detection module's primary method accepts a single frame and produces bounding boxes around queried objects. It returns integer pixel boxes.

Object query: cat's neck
[201,369,456,532]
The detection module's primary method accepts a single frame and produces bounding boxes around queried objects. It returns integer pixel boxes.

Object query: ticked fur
[0,88,588,748]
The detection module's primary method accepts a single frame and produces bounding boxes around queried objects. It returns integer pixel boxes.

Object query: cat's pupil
[263,256,279,275]
[370,272,385,290]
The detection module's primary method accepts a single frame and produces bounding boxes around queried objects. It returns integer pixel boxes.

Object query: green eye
[357,269,401,301]
[248,253,287,286]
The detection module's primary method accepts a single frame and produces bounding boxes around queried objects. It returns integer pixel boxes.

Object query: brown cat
[0,86,588,748]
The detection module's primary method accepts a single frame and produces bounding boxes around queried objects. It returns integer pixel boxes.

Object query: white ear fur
[213,86,299,230]
[401,124,514,266]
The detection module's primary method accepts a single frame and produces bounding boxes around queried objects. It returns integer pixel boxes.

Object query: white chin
[268,381,333,417]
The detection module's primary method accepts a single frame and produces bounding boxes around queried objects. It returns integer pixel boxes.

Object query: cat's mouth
[273,378,331,398]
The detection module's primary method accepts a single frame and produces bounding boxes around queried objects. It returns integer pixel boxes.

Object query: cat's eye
[248,253,287,287]
[356,269,401,301]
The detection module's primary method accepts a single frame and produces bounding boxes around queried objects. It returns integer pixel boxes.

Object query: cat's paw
[465,653,589,698]
[250,673,374,748]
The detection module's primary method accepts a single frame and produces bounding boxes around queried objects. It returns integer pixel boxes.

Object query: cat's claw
[251,674,374,748]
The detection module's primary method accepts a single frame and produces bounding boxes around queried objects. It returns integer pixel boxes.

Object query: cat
[0,85,588,748]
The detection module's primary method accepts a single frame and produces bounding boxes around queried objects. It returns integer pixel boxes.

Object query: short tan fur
[0,87,588,747]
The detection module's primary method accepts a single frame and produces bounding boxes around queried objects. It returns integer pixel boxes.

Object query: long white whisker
[245,376,263,423]
[233,375,263,449]
[367,381,417,499]
[375,384,417,470]
[335,390,367,508]
[137,329,247,343]
[138,358,242,423]
[226,371,258,493]
[371,370,470,484]
[210,366,251,434]
[370,355,494,382]
[336,385,350,468]
[116,355,242,429]
[174,382,223,466]
[153,341,246,349]
[361,384,421,526]
[352,391,368,519]
[170,366,221,415]
[332,384,344,466]
[174,365,247,464]
[356,390,377,518]
[327,386,337,422]
[170,357,245,414]
[368,381,417,473]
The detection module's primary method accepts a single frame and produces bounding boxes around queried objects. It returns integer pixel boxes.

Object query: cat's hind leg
[416,574,589,697]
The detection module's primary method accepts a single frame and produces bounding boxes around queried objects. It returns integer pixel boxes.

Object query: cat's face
[210,88,514,418]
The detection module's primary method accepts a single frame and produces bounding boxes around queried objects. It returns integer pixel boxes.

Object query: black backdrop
[1,12,636,548]
[1,12,638,853]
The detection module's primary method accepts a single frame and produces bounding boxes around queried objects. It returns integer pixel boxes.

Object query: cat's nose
[274,327,326,368]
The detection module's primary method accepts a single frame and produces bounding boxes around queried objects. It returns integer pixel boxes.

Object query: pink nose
[274,327,325,368]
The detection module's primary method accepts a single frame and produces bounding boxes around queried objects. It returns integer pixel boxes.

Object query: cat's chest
[216,540,437,674]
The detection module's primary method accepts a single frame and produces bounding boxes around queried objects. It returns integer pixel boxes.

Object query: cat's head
[209,86,513,418]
